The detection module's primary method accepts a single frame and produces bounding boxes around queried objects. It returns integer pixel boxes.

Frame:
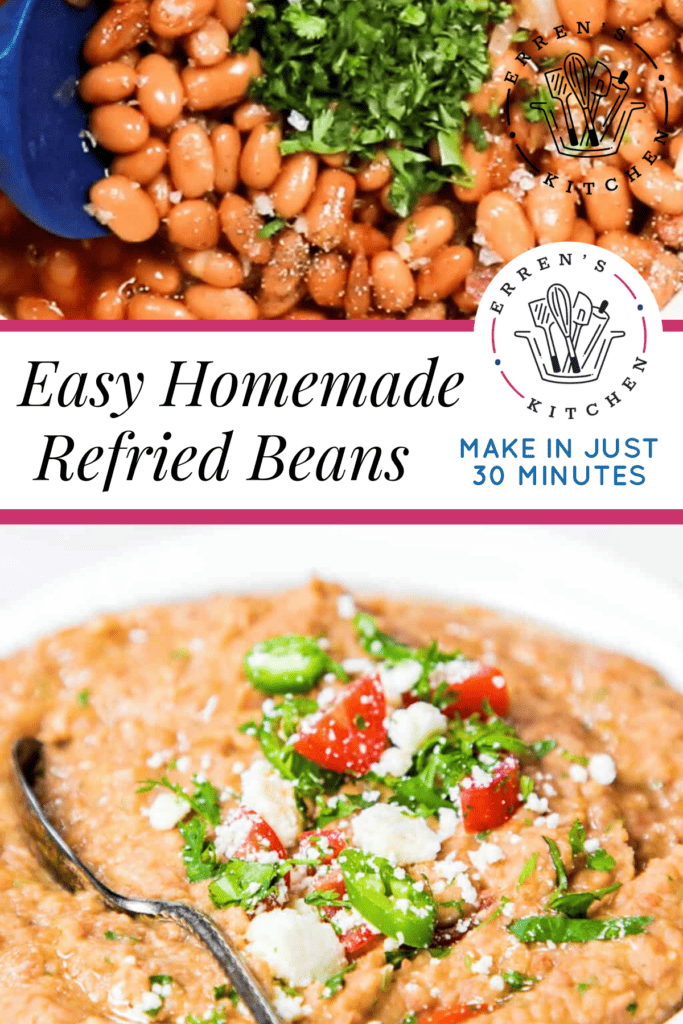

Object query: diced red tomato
[311,866,381,958]
[404,664,509,719]
[460,755,521,834]
[228,807,289,863]
[299,826,348,865]
[294,674,387,776]
[418,1005,488,1024]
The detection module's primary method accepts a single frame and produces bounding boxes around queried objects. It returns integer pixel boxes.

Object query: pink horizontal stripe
[0,319,679,331]
[1,509,682,524]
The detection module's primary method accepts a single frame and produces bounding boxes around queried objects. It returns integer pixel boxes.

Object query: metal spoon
[12,737,284,1024]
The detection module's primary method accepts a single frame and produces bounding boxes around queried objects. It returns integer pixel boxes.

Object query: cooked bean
[606,0,660,25]
[168,123,215,197]
[453,144,491,204]
[477,191,535,262]
[185,283,258,318]
[83,2,150,65]
[112,138,167,184]
[147,171,172,216]
[392,205,455,262]
[581,165,632,232]
[233,102,273,132]
[344,253,370,318]
[406,301,446,319]
[356,153,392,192]
[321,152,348,169]
[136,53,184,127]
[304,169,356,251]
[269,153,318,218]
[177,247,244,286]
[91,275,127,319]
[183,17,229,66]
[211,124,241,193]
[371,251,415,312]
[666,0,683,25]
[343,222,390,256]
[239,123,282,190]
[645,53,683,124]
[39,248,88,310]
[219,193,272,262]
[572,218,597,244]
[214,0,248,32]
[556,0,606,32]
[89,103,149,153]
[632,15,678,55]
[596,230,659,272]
[15,296,64,319]
[258,230,309,318]
[127,293,196,317]
[167,199,221,249]
[149,0,215,38]
[134,256,182,294]
[90,175,160,241]
[182,50,261,111]
[645,247,683,306]
[416,246,474,300]
[630,161,683,214]
[524,181,576,244]
[285,309,328,319]
[79,61,138,104]
[618,108,662,165]
[307,252,348,308]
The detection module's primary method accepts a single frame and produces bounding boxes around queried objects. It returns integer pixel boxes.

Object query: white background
[0,333,678,508]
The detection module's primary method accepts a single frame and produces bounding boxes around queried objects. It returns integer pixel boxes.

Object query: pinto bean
[343,222,390,256]
[83,2,150,66]
[356,153,392,191]
[167,199,220,249]
[89,175,160,241]
[218,193,272,262]
[523,181,576,244]
[134,257,182,295]
[233,102,273,131]
[304,169,356,251]
[211,124,241,193]
[185,284,258,318]
[168,123,215,197]
[476,191,535,262]
[89,103,149,153]
[177,247,244,286]
[149,0,215,38]
[344,252,371,318]
[239,123,282,190]
[147,172,172,216]
[127,294,196,318]
[214,0,248,32]
[182,50,261,110]
[371,251,415,312]
[15,296,64,319]
[556,0,606,32]
[269,153,318,218]
[582,165,633,232]
[258,230,309,318]
[79,61,138,103]
[183,17,229,66]
[112,138,167,184]
[392,206,455,262]
[630,161,683,214]
[136,53,184,127]
[416,246,474,300]
[306,252,348,308]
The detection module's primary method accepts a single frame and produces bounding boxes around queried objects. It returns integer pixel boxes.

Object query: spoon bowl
[12,737,284,1024]
[0,0,107,238]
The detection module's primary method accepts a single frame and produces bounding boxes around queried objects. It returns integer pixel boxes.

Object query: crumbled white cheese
[241,759,302,848]
[471,954,493,975]
[371,746,413,778]
[129,628,147,644]
[352,803,441,865]
[380,660,423,701]
[143,791,190,830]
[199,694,218,722]
[589,753,616,785]
[387,702,447,757]
[569,763,588,783]
[437,807,459,840]
[337,594,356,619]
[146,748,173,769]
[274,989,308,1021]
[490,974,505,992]
[288,109,310,131]
[253,193,275,217]
[468,841,504,873]
[342,657,375,675]
[246,905,345,987]
[525,793,549,813]
[583,837,600,854]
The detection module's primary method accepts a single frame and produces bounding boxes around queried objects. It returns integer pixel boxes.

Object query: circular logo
[473,241,662,419]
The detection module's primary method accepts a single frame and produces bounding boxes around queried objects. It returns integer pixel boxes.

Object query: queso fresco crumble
[2,580,683,1024]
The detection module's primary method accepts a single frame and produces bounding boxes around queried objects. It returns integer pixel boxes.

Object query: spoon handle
[149,900,284,1024]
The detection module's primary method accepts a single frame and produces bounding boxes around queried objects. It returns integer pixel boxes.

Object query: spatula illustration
[547,282,581,373]
[529,295,561,374]
[565,53,600,147]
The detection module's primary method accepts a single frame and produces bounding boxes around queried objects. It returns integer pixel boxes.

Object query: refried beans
[1,578,683,1024]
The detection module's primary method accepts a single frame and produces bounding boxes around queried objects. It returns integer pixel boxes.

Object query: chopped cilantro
[258,217,288,238]
[502,970,538,991]
[466,117,489,153]
[170,647,191,660]
[208,859,285,912]
[517,852,538,889]
[137,774,221,827]
[186,1011,227,1024]
[543,836,568,891]
[521,84,556,124]
[322,962,357,997]
[104,929,141,942]
[626,1002,638,1015]
[531,739,557,759]
[76,688,91,707]
[508,915,653,943]
[561,749,589,767]
[546,882,621,918]
[233,0,512,214]
[569,818,586,858]
[587,848,616,872]
[520,775,534,801]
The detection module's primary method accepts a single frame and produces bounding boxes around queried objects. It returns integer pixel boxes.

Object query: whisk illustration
[564,53,600,147]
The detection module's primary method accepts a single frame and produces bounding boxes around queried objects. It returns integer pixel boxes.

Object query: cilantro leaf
[546,882,621,918]
[208,860,283,912]
[569,819,586,859]
[587,848,617,872]
[322,963,357,997]
[508,915,653,943]
[502,970,538,991]
[178,817,221,883]
[543,836,568,891]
